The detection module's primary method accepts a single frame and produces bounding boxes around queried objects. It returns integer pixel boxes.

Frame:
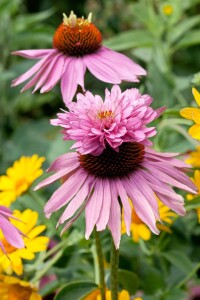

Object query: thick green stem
[93,228,106,300]
[110,238,119,300]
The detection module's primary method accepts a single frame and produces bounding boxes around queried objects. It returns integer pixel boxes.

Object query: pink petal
[75,57,86,91]
[11,53,54,86]
[96,179,111,231]
[84,54,121,84]
[115,179,131,235]
[44,169,88,216]
[85,179,103,239]
[59,179,91,223]
[11,49,57,59]
[47,152,78,172]
[0,216,24,248]
[40,54,66,93]
[108,180,121,249]
[61,58,78,104]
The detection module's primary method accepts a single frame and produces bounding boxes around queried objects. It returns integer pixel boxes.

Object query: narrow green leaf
[54,281,98,300]
[104,30,153,51]
[185,196,200,211]
[169,16,200,44]
[162,251,194,274]
[175,29,200,49]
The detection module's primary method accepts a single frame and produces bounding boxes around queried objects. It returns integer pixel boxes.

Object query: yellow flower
[187,170,200,222]
[185,146,200,168]
[122,200,176,242]
[0,209,49,275]
[0,155,45,207]
[0,275,42,300]
[162,3,174,16]
[84,289,130,300]
[180,88,200,140]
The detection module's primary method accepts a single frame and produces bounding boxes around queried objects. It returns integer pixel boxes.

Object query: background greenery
[1,0,200,299]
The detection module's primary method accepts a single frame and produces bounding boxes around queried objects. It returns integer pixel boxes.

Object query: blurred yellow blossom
[185,146,200,168]
[84,289,130,299]
[187,170,200,222]
[122,200,176,242]
[180,88,200,140]
[0,209,49,275]
[0,155,45,207]
[162,3,174,16]
[0,275,42,300]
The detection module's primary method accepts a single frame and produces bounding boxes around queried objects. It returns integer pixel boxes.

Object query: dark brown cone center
[79,142,145,178]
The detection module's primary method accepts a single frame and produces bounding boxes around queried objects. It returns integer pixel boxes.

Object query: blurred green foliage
[1,0,200,299]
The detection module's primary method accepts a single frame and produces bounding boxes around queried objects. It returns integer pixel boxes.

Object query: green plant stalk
[93,228,106,300]
[110,238,119,300]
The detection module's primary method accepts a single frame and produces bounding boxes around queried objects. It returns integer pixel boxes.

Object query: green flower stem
[93,228,106,300]
[110,238,119,300]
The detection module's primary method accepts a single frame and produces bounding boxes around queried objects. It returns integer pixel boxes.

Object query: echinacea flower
[185,146,200,168]
[84,289,130,300]
[0,209,49,275]
[0,206,24,253]
[35,86,197,248]
[11,11,146,105]
[0,275,42,300]
[121,199,176,242]
[180,88,200,140]
[0,155,45,207]
[187,170,200,222]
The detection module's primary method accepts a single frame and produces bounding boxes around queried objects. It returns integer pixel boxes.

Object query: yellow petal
[138,224,151,241]
[180,108,200,123]
[192,88,200,107]
[119,290,130,300]
[188,124,200,139]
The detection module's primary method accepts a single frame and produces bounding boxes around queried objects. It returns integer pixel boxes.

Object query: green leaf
[185,196,200,211]
[104,30,153,51]
[118,269,139,294]
[54,281,98,300]
[169,16,200,45]
[175,29,200,49]
[162,250,194,274]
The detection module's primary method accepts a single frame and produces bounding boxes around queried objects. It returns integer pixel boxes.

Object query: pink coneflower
[0,206,24,253]
[35,86,197,248]
[11,11,146,105]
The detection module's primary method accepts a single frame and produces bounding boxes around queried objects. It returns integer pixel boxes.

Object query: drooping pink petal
[96,179,111,231]
[0,216,24,249]
[84,54,121,84]
[44,169,88,216]
[108,180,121,248]
[61,58,79,105]
[11,49,57,59]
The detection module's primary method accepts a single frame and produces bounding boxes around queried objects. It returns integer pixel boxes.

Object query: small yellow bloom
[0,155,45,207]
[180,88,200,140]
[162,3,174,16]
[122,200,176,242]
[0,209,49,275]
[187,170,200,222]
[185,146,200,168]
[84,289,130,300]
[0,275,42,300]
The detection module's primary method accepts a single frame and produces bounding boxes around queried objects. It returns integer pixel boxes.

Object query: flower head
[0,275,42,300]
[35,87,197,248]
[0,206,24,253]
[180,88,200,140]
[0,209,49,275]
[0,155,45,207]
[11,11,146,105]
[122,199,176,242]
[52,86,165,155]
[161,3,174,16]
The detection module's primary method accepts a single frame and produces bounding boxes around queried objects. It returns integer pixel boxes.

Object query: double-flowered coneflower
[35,85,197,248]
[11,11,146,105]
